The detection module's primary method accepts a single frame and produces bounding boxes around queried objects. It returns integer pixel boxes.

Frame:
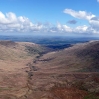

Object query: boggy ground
[0,40,99,99]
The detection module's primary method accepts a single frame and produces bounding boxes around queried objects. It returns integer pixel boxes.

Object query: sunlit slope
[0,40,48,98]
[0,41,46,60]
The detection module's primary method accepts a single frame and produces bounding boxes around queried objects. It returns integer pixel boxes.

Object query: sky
[0,0,99,36]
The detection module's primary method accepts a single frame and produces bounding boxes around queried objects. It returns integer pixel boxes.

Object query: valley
[0,40,99,99]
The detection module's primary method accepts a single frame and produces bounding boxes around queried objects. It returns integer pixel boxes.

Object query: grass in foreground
[84,93,99,99]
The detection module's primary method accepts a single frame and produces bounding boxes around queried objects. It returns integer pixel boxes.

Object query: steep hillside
[37,41,99,72]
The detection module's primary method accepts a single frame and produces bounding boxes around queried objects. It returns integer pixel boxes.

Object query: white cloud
[56,23,89,34]
[49,22,73,33]
[97,0,99,3]
[89,17,99,31]
[63,8,99,34]
[0,11,99,35]
[0,11,45,33]
[63,9,95,20]
[75,25,88,33]
[58,23,72,32]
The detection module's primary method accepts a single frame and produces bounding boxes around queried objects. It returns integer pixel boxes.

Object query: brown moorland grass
[0,40,99,99]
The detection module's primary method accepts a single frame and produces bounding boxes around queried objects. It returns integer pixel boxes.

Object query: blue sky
[0,0,99,36]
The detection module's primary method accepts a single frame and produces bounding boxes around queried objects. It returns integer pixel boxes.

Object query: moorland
[0,36,99,99]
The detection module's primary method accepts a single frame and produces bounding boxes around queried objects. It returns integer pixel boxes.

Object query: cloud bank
[0,10,99,35]
[63,9,99,34]
[0,12,45,33]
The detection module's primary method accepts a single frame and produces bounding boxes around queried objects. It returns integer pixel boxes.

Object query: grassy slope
[0,41,47,99]
[38,41,99,72]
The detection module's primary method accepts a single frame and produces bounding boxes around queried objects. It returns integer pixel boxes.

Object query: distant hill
[0,40,48,61]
